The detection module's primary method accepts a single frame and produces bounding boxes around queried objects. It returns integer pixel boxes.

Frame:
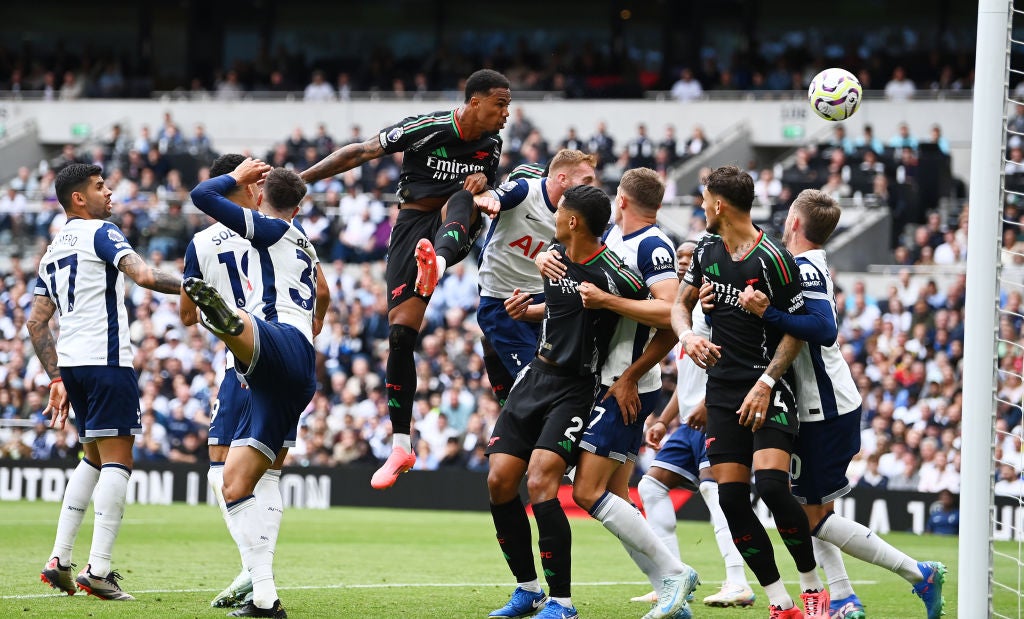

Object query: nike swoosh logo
[658,587,681,613]
[525,214,545,222]
[532,600,544,609]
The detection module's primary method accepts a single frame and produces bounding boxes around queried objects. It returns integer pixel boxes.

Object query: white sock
[550,596,573,608]
[621,539,661,591]
[817,512,923,583]
[798,568,824,593]
[210,463,249,573]
[518,579,542,594]
[435,255,447,276]
[393,433,411,452]
[51,458,100,565]
[255,469,284,557]
[591,492,685,580]
[638,476,682,561]
[88,464,130,577]
[700,480,748,586]
[813,537,855,599]
[763,579,794,609]
[226,495,277,609]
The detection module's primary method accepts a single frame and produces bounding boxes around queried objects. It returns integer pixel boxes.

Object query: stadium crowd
[0,103,1018,511]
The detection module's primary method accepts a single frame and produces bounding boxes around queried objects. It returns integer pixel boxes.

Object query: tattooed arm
[738,333,803,431]
[27,295,69,427]
[299,137,385,184]
[118,252,182,294]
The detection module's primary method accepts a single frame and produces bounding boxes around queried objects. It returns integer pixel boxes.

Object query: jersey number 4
[46,255,78,314]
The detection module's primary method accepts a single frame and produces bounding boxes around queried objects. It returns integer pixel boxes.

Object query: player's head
[702,164,754,233]
[210,153,260,209]
[676,238,701,280]
[556,184,611,242]
[464,69,511,132]
[548,149,598,194]
[261,168,307,216]
[616,167,665,222]
[787,189,842,246]
[55,163,111,219]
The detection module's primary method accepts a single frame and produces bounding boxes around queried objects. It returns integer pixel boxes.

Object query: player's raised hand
[738,285,769,317]
[699,281,716,313]
[44,380,69,430]
[680,332,721,369]
[230,158,272,186]
[535,250,566,280]
[504,288,532,320]
[473,194,500,219]
[578,281,610,309]
[462,172,488,194]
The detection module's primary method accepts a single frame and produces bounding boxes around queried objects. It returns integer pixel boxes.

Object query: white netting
[993,5,1024,617]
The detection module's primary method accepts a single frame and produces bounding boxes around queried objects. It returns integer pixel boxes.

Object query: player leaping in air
[300,69,509,489]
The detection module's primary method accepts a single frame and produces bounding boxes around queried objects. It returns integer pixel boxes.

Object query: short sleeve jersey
[537,243,650,377]
[35,219,136,367]
[683,229,804,384]
[190,176,319,343]
[378,109,502,203]
[477,178,556,297]
[601,224,677,392]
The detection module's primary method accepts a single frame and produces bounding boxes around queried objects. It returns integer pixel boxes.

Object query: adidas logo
[558,439,573,452]
[770,412,788,426]
[741,548,761,558]
[444,230,461,241]
[783,538,803,546]
[706,263,720,276]
[543,568,556,577]
[431,146,448,158]
[388,398,400,408]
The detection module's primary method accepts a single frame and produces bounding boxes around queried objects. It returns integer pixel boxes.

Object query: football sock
[482,340,514,407]
[434,189,473,266]
[591,491,686,579]
[51,457,100,565]
[208,462,229,518]
[550,596,574,609]
[638,475,682,560]
[255,469,283,556]
[813,536,855,600]
[532,498,572,598]
[815,511,923,583]
[490,497,538,583]
[518,579,543,594]
[718,482,781,586]
[88,463,130,578]
[385,324,418,435]
[226,495,276,609]
[763,579,795,610]
[393,433,411,453]
[699,479,748,585]
[755,469,819,578]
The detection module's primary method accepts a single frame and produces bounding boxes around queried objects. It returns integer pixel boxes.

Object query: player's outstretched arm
[581,277,677,329]
[299,137,385,184]
[26,295,69,428]
[118,253,182,294]
[504,287,544,322]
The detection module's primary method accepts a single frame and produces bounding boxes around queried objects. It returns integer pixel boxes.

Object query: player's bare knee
[486,468,520,503]
[525,470,561,504]
[570,484,600,511]
[802,504,830,531]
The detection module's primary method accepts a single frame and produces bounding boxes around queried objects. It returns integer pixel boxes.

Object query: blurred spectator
[884,66,916,101]
[670,68,703,101]
[889,123,920,152]
[304,70,335,102]
[926,489,960,534]
[626,123,656,169]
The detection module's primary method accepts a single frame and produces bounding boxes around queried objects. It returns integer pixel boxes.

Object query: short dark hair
[464,69,510,102]
[210,153,246,178]
[791,189,842,245]
[562,184,611,237]
[705,165,754,212]
[262,168,307,212]
[209,154,247,194]
[55,163,102,210]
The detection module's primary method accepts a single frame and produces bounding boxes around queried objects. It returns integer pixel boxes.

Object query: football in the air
[807,68,862,121]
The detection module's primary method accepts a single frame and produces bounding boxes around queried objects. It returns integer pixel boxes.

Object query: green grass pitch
[0,500,997,618]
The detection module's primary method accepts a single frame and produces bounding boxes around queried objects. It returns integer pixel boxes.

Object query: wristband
[678,329,693,352]
[49,377,63,387]
[757,374,775,389]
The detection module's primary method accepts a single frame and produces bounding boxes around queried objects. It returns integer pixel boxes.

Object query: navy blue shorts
[61,366,141,442]
[579,386,661,463]
[232,319,316,461]
[791,409,863,505]
[211,369,297,449]
[477,295,542,376]
[651,424,710,487]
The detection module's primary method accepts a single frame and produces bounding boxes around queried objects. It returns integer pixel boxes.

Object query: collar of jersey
[540,179,556,212]
[620,223,656,241]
